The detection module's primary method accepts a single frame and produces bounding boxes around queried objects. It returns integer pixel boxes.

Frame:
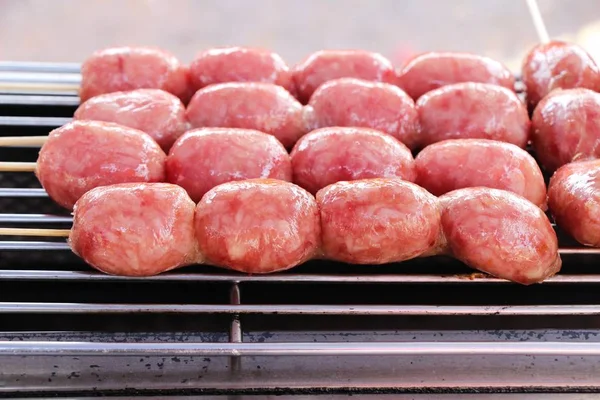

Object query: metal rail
[2,302,600,315]
[0,269,600,284]
[0,214,72,223]
[0,189,48,197]
[0,94,79,106]
[1,341,599,356]
[0,116,71,126]
[0,61,81,73]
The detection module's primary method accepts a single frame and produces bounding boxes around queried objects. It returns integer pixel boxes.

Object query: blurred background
[1,0,600,71]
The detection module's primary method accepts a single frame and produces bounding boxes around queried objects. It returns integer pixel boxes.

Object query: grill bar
[0,340,598,356]
[0,189,48,197]
[0,214,72,223]
[0,94,79,106]
[0,72,80,84]
[0,61,81,73]
[0,241,69,250]
[1,269,600,284]
[0,116,71,126]
[3,302,600,315]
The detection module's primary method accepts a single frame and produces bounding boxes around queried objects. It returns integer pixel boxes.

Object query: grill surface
[1,62,600,397]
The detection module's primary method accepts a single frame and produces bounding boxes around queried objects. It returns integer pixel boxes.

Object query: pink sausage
[195,179,321,274]
[415,139,546,209]
[73,89,189,151]
[80,47,192,103]
[531,88,600,172]
[166,128,292,202]
[70,183,197,277]
[186,82,307,149]
[416,82,530,149]
[36,121,166,210]
[439,188,561,285]
[317,179,442,264]
[188,47,296,95]
[397,52,515,100]
[522,41,600,108]
[292,50,396,103]
[290,127,416,195]
[306,78,420,149]
[548,159,600,247]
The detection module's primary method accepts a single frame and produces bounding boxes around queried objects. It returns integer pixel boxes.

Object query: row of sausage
[72,76,600,176]
[70,179,560,285]
[37,118,600,254]
[79,41,600,111]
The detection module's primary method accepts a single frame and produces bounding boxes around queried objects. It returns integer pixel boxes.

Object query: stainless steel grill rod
[3,303,600,315]
[1,269,600,284]
[0,341,599,357]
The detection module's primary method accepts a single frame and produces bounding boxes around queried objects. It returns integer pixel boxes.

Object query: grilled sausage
[531,88,600,172]
[70,183,197,276]
[306,78,420,149]
[195,179,321,274]
[186,82,307,149]
[73,89,189,151]
[397,52,515,100]
[522,41,600,108]
[548,159,600,247]
[36,121,166,210]
[416,82,529,149]
[317,179,442,264]
[439,187,561,285]
[80,47,192,103]
[290,127,416,195]
[188,47,295,95]
[415,139,546,209]
[292,50,396,103]
[166,128,292,202]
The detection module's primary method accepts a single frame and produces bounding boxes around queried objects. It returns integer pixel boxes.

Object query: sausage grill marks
[69,180,561,285]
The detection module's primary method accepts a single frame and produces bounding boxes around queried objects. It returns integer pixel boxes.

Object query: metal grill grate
[1,62,600,397]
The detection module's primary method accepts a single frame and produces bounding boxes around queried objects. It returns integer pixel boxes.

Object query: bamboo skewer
[0,82,79,93]
[525,0,550,44]
[0,162,37,172]
[0,136,48,146]
[0,228,70,237]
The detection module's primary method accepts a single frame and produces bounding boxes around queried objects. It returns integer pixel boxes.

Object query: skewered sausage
[194,179,320,274]
[548,159,600,247]
[415,139,546,209]
[415,82,529,149]
[80,47,192,103]
[522,41,600,108]
[185,82,307,149]
[70,183,197,276]
[73,89,189,151]
[166,128,292,202]
[36,120,166,210]
[531,88,600,172]
[439,188,561,285]
[290,127,416,195]
[292,50,396,103]
[188,47,296,95]
[397,52,515,100]
[317,179,442,264]
[306,78,420,149]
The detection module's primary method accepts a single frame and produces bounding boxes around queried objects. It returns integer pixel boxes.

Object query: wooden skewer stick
[0,162,37,172]
[525,0,550,44]
[0,227,70,237]
[0,136,48,147]
[0,82,80,93]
